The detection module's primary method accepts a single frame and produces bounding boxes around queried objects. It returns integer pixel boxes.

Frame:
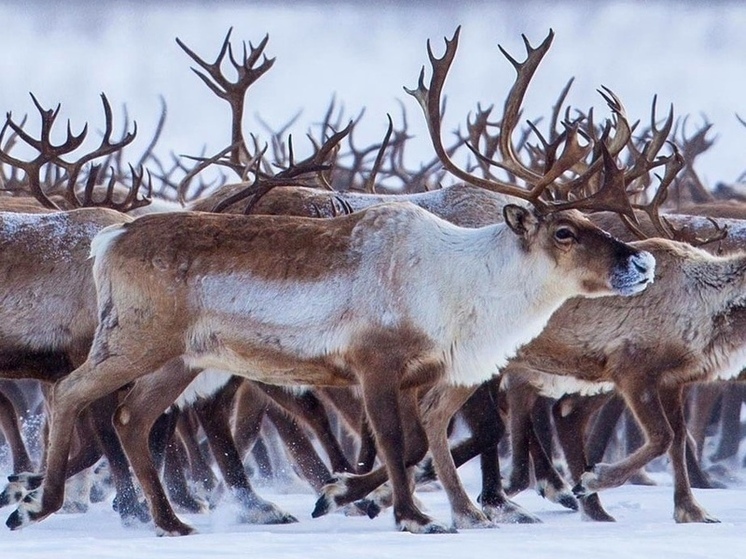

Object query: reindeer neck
[683,251,746,305]
[435,224,578,387]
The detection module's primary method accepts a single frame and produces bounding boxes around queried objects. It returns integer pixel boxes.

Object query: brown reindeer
[4,192,653,536]
[0,34,359,526]
[0,92,155,520]
[491,208,746,524]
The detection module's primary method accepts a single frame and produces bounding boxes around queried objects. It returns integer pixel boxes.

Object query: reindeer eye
[554,227,577,243]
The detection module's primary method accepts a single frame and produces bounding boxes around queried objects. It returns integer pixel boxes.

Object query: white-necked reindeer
[4,27,659,535]
[6,197,654,536]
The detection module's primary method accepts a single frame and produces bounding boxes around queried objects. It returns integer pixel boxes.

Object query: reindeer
[0,92,159,520]
[3,183,654,537]
[3,27,661,539]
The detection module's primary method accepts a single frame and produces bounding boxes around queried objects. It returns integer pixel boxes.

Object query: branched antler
[176,28,275,166]
[0,93,147,211]
[211,122,353,214]
[406,27,636,219]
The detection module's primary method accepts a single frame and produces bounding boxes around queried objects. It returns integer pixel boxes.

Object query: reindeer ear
[503,204,539,237]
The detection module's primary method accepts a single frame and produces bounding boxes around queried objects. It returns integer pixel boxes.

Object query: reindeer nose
[632,251,655,278]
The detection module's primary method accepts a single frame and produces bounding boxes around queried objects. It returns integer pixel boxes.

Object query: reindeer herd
[0,26,745,539]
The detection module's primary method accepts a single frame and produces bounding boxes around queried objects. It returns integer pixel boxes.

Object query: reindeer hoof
[398,518,456,534]
[674,504,720,524]
[312,494,334,518]
[6,489,45,530]
[113,492,151,524]
[0,480,27,508]
[350,498,380,519]
[537,479,579,511]
[557,492,579,511]
[579,495,615,522]
[313,476,351,518]
[2,472,43,507]
[239,502,298,524]
[6,508,26,530]
[483,501,542,524]
[572,464,605,498]
[121,501,152,525]
[155,522,197,537]
[453,509,496,529]
[572,481,589,498]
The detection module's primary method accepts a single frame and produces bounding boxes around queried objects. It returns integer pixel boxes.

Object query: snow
[2,1,746,557]
[1,461,745,559]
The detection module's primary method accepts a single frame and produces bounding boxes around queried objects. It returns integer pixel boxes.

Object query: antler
[619,147,727,246]
[176,28,275,166]
[211,122,353,214]
[0,94,88,208]
[53,94,138,208]
[77,163,153,212]
[405,27,636,218]
[669,115,717,205]
[0,114,27,192]
[0,93,145,211]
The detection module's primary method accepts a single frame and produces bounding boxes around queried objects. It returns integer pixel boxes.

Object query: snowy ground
[1,459,745,559]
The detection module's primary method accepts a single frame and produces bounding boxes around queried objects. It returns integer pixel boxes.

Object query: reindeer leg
[114,362,204,536]
[686,382,723,463]
[148,409,179,472]
[573,372,676,510]
[355,416,378,474]
[419,383,496,529]
[259,384,355,474]
[553,393,615,522]
[162,425,208,515]
[148,409,211,513]
[192,382,297,525]
[660,386,719,523]
[317,387,376,473]
[0,388,33,473]
[6,350,170,530]
[0,391,41,507]
[3,410,105,513]
[504,381,538,497]
[586,394,625,465]
[685,435,718,489]
[176,409,220,502]
[528,404,578,511]
[313,380,443,533]
[89,393,151,524]
[457,381,541,524]
[264,404,334,493]
[232,381,270,480]
[711,383,745,463]
[365,383,443,533]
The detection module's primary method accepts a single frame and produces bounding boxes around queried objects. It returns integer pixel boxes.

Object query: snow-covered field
[2,1,746,557]
[1,460,745,559]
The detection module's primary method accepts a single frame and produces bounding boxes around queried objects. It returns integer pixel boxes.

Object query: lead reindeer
[5,30,657,536]
[6,202,654,534]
